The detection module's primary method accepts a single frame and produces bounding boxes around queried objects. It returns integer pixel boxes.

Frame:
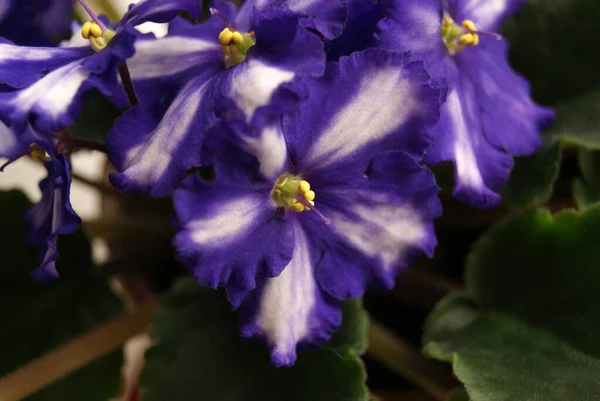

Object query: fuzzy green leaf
[424,206,600,400]
[140,278,369,401]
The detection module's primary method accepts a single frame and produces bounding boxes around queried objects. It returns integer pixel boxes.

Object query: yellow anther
[459,33,475,45]
[231,31,244,45]
[81,21,92,39]
[462,20,476,31]
[29,144,50,162]
[218,28,234,46]
[304,190,315,202]
[299,180,311,193]
[90,23,102,38]
[292,202,305,213]
[90,36,107,52]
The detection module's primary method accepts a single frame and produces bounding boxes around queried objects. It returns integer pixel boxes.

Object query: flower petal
[127,21,224,84]
[108,74,218,197]
[375,0,456,83]
[0,40,92,88]
[462,40,555,156]
[0,120,25,159]
[26,155,81,281]
[173,174,294,291]
[285,49,442,173]
[451,0,526,31]
[0,61,118,133]
[235,0,347,39]
[303,151,440,299]
[117,0,202,29]
[237,221,342,366]
[425,84,513,208]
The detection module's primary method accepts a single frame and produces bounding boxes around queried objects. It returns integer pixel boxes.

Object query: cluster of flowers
[0,0,554,365]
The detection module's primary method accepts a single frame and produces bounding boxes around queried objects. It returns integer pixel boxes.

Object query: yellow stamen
[90,23,102,38]
[299,180,311,193]
[231,31,244,45]
[81,21,92,39]
[29,144,50,162]
[292,202,305,213]
[218,28,234,46]
[304,190,315,202]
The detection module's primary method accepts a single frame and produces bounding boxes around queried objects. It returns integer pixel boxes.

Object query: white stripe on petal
[285,0,319,12]
[13,61,90,120]
[188,195,264,247]
[128,37,222,80]
[240,123,288,180]
[460,0,509,30]
[448,90,484,190]
[122,79,209,188]
[331,194,427,270]
[258,223,315,361]
[0,43,70,63]
[230,59,295,120]
[305,67,417,169]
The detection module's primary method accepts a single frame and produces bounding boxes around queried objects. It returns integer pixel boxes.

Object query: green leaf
[447,387,470,401]
[573,148,600,209]
[141,278,369,401]
[424,206,600,400]
[0,190,123,401]
[501,140,561,208]
[504,0,600,105]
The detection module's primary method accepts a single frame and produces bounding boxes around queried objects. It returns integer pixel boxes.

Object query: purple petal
[117,0,202,29]
[303,151,441,299]
[237,220,342,366]
[0,40,92,88]
[235,0,347,39]
[26,154,82,281]
[284,48,442,174]
[107,73,219,197]
[461,40,555,156]
[173,174,294,292]
[449,0,526,31]
[0,60,119,134]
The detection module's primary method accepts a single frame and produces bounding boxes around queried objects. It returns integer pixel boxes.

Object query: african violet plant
[1,0,599,400]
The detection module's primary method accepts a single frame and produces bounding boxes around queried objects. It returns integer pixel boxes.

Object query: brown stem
[367,320,459,401]
[118,63,139,107]
[70,171,125,199]
[0,301,157,401]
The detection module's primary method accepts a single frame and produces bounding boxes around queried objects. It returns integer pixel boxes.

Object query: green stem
[367,320,458,401]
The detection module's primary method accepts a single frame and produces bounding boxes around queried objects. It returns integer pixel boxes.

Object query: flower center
[440,14,501,55]
[76,0,115,52]
[271,174,330,224]
[210,8,256,68]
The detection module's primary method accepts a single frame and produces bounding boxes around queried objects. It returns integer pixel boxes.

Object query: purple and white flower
[107,0,329,197]
[0,0,201,136]
[173,49,443,366]
[376,0,555,207]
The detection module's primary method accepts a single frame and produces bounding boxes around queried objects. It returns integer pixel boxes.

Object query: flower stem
[367,320,458,401]
[0,301,157,401]
[118,63,139,107]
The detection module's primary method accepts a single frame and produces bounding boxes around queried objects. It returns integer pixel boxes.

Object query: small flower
[0,0,72,45]
[173,49,443,365]
[0,127,81,282]
[376,0,555,207]
[107,1,328,197]
[0,0,201,135]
